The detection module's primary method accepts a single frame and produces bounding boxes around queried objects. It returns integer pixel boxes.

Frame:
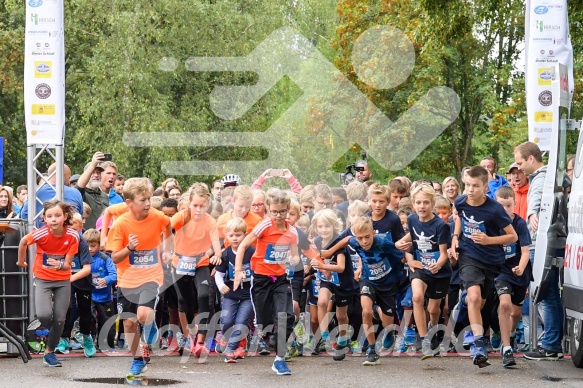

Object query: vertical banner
[525,0,573,151]
[0,137,4,184]
[24,0,65,146]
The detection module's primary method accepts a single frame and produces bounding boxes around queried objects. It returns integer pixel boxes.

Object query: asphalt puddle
[73,377,182,385]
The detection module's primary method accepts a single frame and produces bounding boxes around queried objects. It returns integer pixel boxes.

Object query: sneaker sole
[271,365,292,375]
[522,355,561,361]
[333,354,346,361]
[259,350,271,356]
[503,360,517,368]
[224,359,237,364]
[43,360,62,367]
[362,360,380,366]
[421,352,439,361]
[473,355,490,368]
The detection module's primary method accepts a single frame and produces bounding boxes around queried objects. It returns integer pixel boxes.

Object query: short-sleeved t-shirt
[27,225,80,281]
[408,214,452,279]
[70,233,94,291]
[216,246,255,300]
[348,234,404,286]
[251,219,298,276]
[455,195,513,265]
[496,215,533,287]
[106,208,169,289]
[216,211,262,247]
[171,211,218,270]
[366,210,406,243]
[314,234,356,290]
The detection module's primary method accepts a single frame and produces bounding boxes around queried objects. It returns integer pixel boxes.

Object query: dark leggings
[173,266,211,333]
[63,286,92,338]
[93,301,116,349]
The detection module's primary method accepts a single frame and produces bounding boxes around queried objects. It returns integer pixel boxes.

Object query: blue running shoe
[43,352,62,367]
[452,290,468,323]
[491,331,501,350]
[127,359,148,378]
[472,346,490,368]
[463,331,474,350]
[404,327,417,347]
[83,335,96,358]
[383,331,395,350]
[272,359,292,375]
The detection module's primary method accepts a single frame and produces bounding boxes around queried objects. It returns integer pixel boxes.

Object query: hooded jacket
[526,165,547,243]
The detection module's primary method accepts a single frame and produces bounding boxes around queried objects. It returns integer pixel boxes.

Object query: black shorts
[409,270,450,300]
[291,280,303,303]
[250,274,294,328]
[458,255,500,299]
[359,280,397,316]
[320,282,355,307]
[117,282,160,315]
[495,279,527,306]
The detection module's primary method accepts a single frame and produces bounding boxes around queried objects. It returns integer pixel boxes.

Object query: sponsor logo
[34,61,52,78]
[533,127,551,133]
[31,119,55,126]
[534,111,552,122]
[28,0,42,7]
[538,69,552,86]
[535,20,561,32]
[30,13,56,25]
[31,50,55,56]
[534,6,548,14]
[31,104,55,115]
[538,90,552,107]
[35,83,52,99]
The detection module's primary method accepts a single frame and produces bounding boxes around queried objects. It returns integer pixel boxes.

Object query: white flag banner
[525,0,574,151]
[24,0,65,146]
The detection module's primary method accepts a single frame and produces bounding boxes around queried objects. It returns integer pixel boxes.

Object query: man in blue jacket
[480,157,509,198]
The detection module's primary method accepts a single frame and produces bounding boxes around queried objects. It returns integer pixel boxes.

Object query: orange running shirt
[106,208,169,288]
[216,210,262,247]
[26,226,80,281]
[171,211,218,271]
[251,219,298,276]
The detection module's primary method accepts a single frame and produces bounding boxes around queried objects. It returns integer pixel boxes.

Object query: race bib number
[228,262,252,282]
[462,218,486,238]
[311,278,321,297]
[504,244,517,260]
[286,263,295,279]
[176,253,203,276]
[375,232,393,242]
[317,270,340,285]
[264,244,290,264]
[71,255,82,273]
[364,259,391,281]
[42,253,65,269]
[92,273,106,289]
[351,254,360,271]
[417,250,440,268]
[129,249,158,269]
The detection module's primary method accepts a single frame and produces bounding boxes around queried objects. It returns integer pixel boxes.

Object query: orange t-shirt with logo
[217,210,262,247]
[106,208,169,289]
[26,226,80,281]
[171,211,218,270]
[251,219,298,276]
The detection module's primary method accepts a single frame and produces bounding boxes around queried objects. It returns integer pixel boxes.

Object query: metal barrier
[0,218,32,361]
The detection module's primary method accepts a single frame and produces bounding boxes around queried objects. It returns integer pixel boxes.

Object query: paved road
[1,351,583,388]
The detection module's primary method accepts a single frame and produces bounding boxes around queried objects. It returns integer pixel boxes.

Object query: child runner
[451,166,517,368]
[215,218,255,363]
[310,209,356,361]
[56,213,96,357]
[17,199,80,367]
[86,228,118,351]
[395,184,451,360]
[171,183,222,360]
[346,216,405,366]
[233,189,300,375]
[107,177,174,378]
[494,186,532,368]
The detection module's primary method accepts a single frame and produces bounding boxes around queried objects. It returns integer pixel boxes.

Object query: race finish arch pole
[24,0,66,319]
[525,0,574,349]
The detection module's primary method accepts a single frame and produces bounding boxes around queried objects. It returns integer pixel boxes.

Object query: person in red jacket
[507,163,529,220]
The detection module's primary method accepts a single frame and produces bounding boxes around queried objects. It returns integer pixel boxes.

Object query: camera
[339,164,358,185]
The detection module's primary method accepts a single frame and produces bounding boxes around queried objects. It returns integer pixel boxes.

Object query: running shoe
[83,334,96,358]
[404,327,417,347]
[462,331,474,350]
[523,346,564,361]
[421,337,439,360]
[483,336,494,353]
[383,331,395,351]
[272,359,292,375]
[333,342,347,361]
[362,348,380,366]
[43,352,62,367]
[491,331,501,350]
[451,290,468,323]
[55,338,70,355]
[224,352,237,364]
[141,343,151,364]
[127,358,148,378]
[502,348,516,368]
[472,346,490,368]
[284,343,299,361]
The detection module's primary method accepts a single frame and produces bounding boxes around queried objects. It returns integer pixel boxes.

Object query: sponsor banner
[525,0,573,150]
[24,0,65,145]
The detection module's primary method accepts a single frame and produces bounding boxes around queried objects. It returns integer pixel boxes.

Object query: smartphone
[270,169,284,177]
[102,153,112,161]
